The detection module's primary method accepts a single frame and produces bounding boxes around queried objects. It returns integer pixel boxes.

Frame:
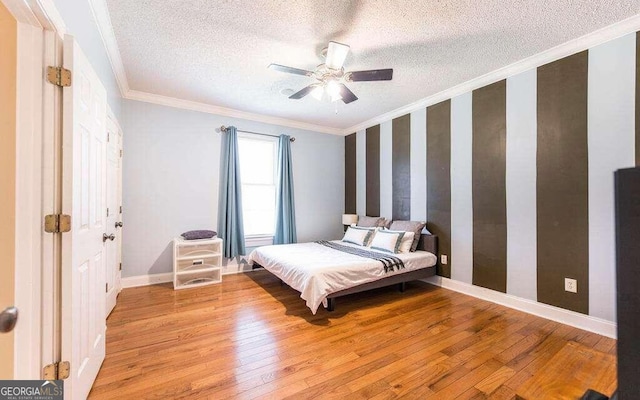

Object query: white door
[61,34,107,399]
[105,118,120,316]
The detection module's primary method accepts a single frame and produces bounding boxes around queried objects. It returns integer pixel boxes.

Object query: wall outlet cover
[441,255,448,265]
[564,278,577,293]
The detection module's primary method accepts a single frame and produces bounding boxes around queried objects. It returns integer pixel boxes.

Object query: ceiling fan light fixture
[325,41,350,70]
[330,92,342,102]
[311,85,324,101]
[326,80,341,98]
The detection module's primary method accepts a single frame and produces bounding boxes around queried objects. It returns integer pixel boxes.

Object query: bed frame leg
[399,282,406,293]
[326,298,335,312]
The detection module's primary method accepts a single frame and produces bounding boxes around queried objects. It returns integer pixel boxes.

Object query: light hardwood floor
[89,270,617,399]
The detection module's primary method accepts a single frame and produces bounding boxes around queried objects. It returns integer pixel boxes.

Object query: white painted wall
[410,110,427,221]
[56,0,122,119]
[121,99,344,277]
[450,92,473,285]
[506,69,537,301]
[587,33,636,321]
[379,121,393,218]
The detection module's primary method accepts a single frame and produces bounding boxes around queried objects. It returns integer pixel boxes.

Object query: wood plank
[518,341,616,399]
[88,271,616,399]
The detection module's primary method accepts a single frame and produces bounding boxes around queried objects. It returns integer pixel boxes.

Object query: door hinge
[119,206,122,214]
[107,208,109,217]
[44,214,71,233]
[120,149,123,157]
[46,66,71,87]
[106,283,109,293]
[119,262,122,271]
[107,132,110,142]
[43,361,70,380]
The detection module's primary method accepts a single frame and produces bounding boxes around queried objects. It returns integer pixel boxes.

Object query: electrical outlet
[441,255,448,265]
[565,278,577,293]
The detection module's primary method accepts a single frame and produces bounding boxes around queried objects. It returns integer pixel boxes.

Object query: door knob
[115,221,123,228]
[103,233,116,242]
[0,306,18,333]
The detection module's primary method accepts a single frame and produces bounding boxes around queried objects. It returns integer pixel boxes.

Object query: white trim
[245,235,273,248]
[121,266,258,289]
[30,0,65,34]
[125,90,344,135]
[424,276,617,339]
[13,20,44,379]
[87,0,129,95]
[39,29,62,377]
[2,0,39,26]
[343,13,640,134]
[121,272,173,288]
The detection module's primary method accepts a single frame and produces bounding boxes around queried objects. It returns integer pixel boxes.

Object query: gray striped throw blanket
[315,241,405,273]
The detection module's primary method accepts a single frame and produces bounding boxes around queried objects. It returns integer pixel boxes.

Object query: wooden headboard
[417,234,438,255]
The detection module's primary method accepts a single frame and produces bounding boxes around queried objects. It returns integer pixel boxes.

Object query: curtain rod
[219,125,295,142]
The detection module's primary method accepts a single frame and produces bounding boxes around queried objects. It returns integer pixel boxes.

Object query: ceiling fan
[268,41,393,104]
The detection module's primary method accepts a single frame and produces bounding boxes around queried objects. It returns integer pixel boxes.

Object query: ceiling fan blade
[268,63,313,77]
[338,84,358,104]
[325,41,350,70]
[289,85,316,99]
[347,69,393,82]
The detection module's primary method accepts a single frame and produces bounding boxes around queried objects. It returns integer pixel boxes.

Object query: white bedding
[247,241,437,314]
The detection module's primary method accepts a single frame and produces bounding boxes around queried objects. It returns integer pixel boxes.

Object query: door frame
[1,0,65,379]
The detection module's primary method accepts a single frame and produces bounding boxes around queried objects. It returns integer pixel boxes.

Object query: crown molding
[342,13,640,134]
[124,89,345,135]
[87,0,129,95]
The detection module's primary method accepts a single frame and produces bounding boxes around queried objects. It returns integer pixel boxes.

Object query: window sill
[245,235,273,248]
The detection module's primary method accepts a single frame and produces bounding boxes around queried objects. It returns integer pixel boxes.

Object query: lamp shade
[342,214,358,225]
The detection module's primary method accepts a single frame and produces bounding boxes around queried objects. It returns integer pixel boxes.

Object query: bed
[248,233,438,314]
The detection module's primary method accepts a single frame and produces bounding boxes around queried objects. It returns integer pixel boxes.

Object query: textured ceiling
[106,0,640,130]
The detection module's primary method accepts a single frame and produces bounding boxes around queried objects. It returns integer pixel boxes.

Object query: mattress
[248,241,437,314]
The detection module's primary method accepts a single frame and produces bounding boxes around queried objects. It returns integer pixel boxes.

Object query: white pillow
[397,231,415,253]
[342,226,374,247]
[369,230,405,253]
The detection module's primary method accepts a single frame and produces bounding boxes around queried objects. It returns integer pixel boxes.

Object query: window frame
[237,133,278,245]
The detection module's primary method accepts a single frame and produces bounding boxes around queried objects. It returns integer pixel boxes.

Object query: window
[237,135,277,238]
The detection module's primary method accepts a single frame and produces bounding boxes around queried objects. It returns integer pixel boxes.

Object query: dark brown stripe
[426,101,452,278]
[472,80,507,293]
[537,51,589,314]
[366,125,380,216]
[636,32,640,166]
[392,114,411,220]
[344,133,356,214]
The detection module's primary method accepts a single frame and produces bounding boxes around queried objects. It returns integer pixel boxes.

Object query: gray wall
[121,99,345,277]
[56,0,122,119]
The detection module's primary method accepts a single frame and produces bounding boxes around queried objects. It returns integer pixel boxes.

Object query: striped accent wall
[426,101,451,278]
[537,52,590,314]
[344,133,356,214]
[392,115,411,220]
[472,80,507,293]
[366,126,380,216]
[637,32,640,166]
[344,32,637,321]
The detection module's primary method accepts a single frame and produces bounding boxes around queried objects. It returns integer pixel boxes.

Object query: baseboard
[423,276,617,339]
[120,265,255,289]
[121,272,173,288]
